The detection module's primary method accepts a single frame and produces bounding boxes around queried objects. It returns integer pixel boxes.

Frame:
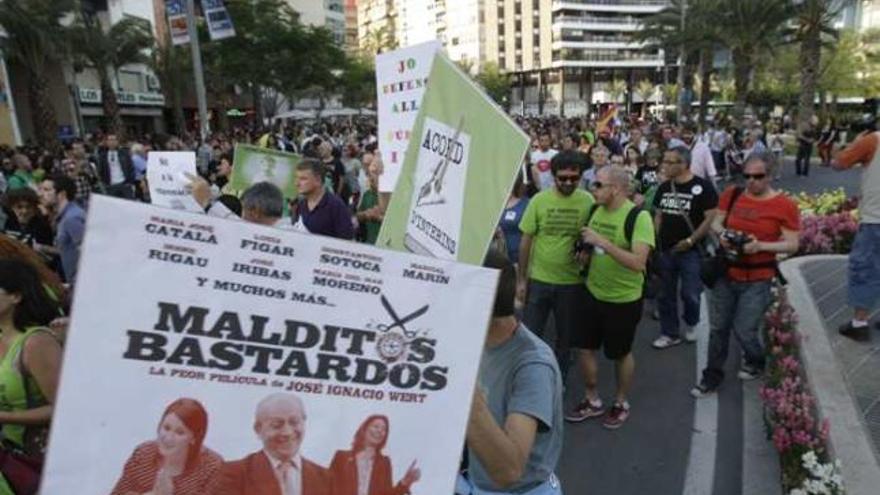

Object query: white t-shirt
[107,150,125,185]
[530,148,558,190]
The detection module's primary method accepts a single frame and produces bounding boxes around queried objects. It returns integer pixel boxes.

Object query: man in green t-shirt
[517,150,594,379]
[565,165,655,430]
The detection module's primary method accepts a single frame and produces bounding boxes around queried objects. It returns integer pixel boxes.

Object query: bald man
[211,393,329,495]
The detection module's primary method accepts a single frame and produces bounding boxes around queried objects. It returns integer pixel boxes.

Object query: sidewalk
[781,255,880,494]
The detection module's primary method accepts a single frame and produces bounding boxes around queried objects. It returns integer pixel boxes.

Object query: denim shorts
[848,224,880,311]
[455,473,563,495]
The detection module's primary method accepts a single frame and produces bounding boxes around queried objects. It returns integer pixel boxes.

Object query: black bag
[698,187,745,288]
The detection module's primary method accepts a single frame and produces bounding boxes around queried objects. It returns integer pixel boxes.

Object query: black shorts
[573,289,643,360]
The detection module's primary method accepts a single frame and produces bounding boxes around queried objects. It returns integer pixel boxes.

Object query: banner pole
[186,0,210,141]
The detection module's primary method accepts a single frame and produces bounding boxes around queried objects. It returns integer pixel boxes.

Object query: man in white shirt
[530,132,559,191]
[97,133,135,199]
[683,125,718,186]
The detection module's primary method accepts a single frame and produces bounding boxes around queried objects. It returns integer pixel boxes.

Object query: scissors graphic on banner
[377,295,429,339]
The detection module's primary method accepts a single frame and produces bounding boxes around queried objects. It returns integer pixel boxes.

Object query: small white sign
[147,152,202,213]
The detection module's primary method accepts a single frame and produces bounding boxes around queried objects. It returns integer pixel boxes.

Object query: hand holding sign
[147,152,202,212]
[183,172,212,209]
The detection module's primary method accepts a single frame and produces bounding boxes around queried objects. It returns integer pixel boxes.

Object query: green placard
[376,53,530,265]
[231,144,301,198]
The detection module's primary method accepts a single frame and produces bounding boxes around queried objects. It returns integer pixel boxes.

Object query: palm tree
[0,0,74,149]
[69,14,153,140]
[150,33,191,136]
[635,79,656,118]
[791,0,840,137]
[608,79,627,104]
[714,0,793,117]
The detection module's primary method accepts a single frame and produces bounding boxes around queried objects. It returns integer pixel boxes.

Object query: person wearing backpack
[565,165,655,430]
[651,146,718,349]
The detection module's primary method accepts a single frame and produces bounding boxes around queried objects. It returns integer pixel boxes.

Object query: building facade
[485,0,668,116]
[287,0,347,46]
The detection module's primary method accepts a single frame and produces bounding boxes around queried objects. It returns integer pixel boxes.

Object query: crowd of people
[0,107,877,495]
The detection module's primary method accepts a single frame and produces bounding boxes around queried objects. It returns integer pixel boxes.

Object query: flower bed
[795,189,860,256]
[761,290,845,494]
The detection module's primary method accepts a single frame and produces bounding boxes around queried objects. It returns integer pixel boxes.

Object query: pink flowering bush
[797,193,860,256]
[760,291,836,491]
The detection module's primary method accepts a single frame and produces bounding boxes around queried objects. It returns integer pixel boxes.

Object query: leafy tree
[608,79,627,104]
[150,33,191,135]
[635,79,657,118]
[714,0,793,117]
[790,0,840,135]
[69,14,153,140]
[474,62,511,108]
[0,0,74,148]
[338,55,376,110]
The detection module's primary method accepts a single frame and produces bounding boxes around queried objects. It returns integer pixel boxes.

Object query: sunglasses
[743,173,767,180]
[590,181,606,189]
[555,175,579,184]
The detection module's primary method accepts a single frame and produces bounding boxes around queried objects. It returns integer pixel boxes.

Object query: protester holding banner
[517,151,594,379]
[461,249,563,495]
[567,165,655,430]
[0,259,64,495]
[112,398,223,495]
[328,415,421,495]
[293,159,355,240]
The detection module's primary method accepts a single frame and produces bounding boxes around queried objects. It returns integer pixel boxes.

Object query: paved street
[555,157,862,495]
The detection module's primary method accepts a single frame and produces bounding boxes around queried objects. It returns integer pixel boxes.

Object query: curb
[780,255,880,493]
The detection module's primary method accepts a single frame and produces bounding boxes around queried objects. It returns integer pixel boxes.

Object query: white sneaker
[652,335,683,349]
[684,327,697,343]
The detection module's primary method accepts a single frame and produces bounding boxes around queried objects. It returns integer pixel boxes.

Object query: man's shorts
[572,288,642,360]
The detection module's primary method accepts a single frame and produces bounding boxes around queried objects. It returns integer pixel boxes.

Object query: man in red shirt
[833,128,880,340]
[692,152,801,397]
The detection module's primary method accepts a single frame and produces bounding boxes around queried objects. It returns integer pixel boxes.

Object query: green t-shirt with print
[519,189,594,284]
[586,201,655,303]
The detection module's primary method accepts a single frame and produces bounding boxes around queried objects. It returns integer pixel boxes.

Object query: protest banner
[42,196,498,494]
[376,41,441,193]
[147,151,202,213]
[376,53,530,264]
[231,144,300,198]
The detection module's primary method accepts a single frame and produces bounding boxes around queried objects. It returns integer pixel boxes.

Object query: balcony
[552,39,647,50]
[552,0,667,14]
[552,15,643,31]
[552,48,663,68]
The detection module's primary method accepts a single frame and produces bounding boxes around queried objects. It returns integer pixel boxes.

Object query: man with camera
[518,151,595,379]
[832,124,880,340]
[651,146,718,349]
[565,166,655,429]
[692,152,800,397]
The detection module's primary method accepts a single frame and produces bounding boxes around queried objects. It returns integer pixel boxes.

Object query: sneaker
[564,397,604,423]
[684,327,697,343]
[737,366,763,381]
[839,322,870,342]
[652,335,683,349]
[690,381,717,398]
[602,402,630,429]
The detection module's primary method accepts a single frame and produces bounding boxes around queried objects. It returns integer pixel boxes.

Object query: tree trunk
[796,23,821,140]
[698,48,713,128]
[172,82,186,136]
[830,93,838,116]
[216,95,230,133]
[99,67,124,141]
[27,69,60,150]
[251,83,264,128]
[732,48,751,119]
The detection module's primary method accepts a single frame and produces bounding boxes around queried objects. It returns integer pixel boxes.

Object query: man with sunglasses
[651,146,718,349]
[692,153,800,397]
[566,166,655,429]
[518,151,595,380]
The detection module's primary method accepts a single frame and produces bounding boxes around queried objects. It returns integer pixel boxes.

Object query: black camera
[721,230,751,261]
[574,238,593,255]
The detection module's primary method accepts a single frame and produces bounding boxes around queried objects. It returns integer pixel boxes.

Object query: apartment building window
[514,2,521,14]
[118,70,144,92]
